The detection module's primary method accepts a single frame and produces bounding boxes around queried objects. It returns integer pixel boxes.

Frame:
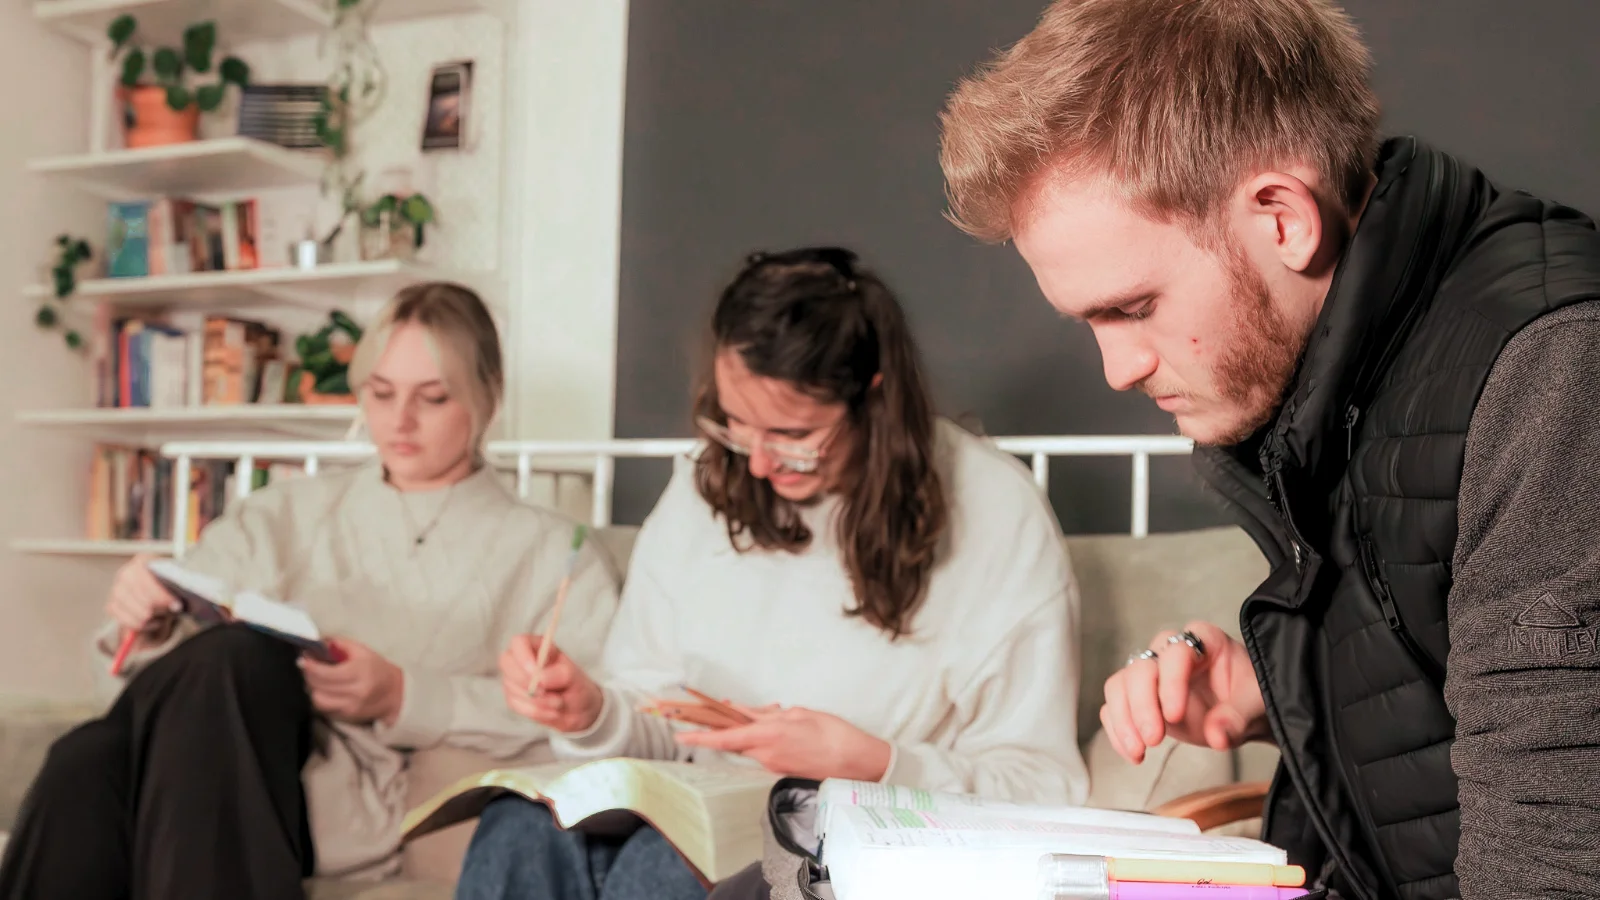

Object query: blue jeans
[456,796,709,900]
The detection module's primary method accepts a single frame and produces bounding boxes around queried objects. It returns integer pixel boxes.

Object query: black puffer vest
[1195,137,1600,900]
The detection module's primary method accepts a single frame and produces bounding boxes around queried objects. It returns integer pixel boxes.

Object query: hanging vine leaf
[64,330,83,350]
[196,84,225,113]
[120,49,146,88]
[165,84,192,112]
[183,21,216,73]
[35,305,57,328]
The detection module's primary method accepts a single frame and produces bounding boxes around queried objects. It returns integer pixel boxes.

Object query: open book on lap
[146,559,344,663]
[402,758,780,885]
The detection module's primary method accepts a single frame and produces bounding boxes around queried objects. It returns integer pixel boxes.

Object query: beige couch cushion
[1064,526,1280,814]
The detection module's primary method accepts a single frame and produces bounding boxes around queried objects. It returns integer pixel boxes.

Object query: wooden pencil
[680,685,755,725]
[528,525,588,696]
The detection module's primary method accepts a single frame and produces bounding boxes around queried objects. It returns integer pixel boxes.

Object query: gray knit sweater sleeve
[1446,299,1600,900]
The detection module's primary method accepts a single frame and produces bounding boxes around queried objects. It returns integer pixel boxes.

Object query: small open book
[146,559,342,663]
[402,759,780,884]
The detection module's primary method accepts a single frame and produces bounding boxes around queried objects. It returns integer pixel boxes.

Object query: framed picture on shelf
[421,60,472,151]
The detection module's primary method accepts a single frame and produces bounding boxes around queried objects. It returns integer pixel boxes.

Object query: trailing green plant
[36,235,91,350]
[295,310,364,396]
[314,0,387,252]
[361,192,436,249]
[107,16,250,113]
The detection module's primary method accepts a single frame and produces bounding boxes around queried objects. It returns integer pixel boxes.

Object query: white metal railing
[158,434,1194,556]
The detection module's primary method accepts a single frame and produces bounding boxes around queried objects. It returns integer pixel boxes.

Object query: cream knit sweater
[556,421,1090,805]
[91,461,620,879]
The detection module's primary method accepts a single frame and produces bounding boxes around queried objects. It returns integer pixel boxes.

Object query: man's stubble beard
[1191,241,1307,447]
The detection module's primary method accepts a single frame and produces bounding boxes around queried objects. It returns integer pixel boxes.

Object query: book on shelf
[106,197,263,279]
[93,314,288,409]
[85,446,304,544]
[811,778,1300,900]
[402,759,780,885]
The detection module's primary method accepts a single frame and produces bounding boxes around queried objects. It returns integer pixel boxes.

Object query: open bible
[146,559,343,662]
[810,779,1301,900]
[402,759,780,884]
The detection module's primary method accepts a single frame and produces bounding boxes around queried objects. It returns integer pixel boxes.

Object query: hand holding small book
[105,554,184,661]
[674,705,893,782]
[499,633,605,733]
[299,638,405,725]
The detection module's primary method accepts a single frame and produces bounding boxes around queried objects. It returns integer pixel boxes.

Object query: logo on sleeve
[1513,593,1583,628]
[1506,591,1598,658]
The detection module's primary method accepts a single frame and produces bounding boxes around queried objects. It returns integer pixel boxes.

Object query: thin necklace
[397,481,459,554]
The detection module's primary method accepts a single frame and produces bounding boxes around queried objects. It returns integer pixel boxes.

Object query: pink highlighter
[1111,884,1309,899]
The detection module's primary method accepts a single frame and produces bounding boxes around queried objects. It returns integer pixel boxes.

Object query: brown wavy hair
[693,247,948,639]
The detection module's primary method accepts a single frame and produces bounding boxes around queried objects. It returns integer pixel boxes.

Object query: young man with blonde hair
[940,1,1600,899]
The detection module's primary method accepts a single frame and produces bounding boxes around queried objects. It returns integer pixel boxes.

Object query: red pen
[109,629,139,676]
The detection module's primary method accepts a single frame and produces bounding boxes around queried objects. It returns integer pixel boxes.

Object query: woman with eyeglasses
[456,247,1088,900]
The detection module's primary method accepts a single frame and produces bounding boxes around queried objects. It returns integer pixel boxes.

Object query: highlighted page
[816,778,1200,843]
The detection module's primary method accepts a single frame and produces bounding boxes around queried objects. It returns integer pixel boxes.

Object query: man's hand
[498,634,605,734]
[673,706,892,781]
[105,554,182,646]
[299,638,404,725]
[1099,621,1269,764]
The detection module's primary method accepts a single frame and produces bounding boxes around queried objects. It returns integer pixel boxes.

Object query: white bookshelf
[34,0,509,45]
[24,259,440,309]
[11,539,174,557]
[20,0,495,557]
[16,405,361,445]
[29,138,326,199]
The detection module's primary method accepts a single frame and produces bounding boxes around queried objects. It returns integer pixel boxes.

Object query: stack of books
[91,311,288,409]
[85,449,303,544]
[106,197,263,279]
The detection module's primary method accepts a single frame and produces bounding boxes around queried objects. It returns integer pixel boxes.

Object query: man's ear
[1237,171,1324,274]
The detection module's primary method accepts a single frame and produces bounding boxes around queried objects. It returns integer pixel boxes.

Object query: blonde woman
[0,283,620,900]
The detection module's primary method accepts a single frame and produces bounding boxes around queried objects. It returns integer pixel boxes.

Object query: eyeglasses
[695,416,829,474]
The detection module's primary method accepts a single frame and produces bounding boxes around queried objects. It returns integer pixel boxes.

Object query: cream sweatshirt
[555,420,1089,805]
[91,461,620,879]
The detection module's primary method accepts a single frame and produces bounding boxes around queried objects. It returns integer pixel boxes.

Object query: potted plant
[107,16,251,148]
[359,192,436,261]
[291,311,363,404]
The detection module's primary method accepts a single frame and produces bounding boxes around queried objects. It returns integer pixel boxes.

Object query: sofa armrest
[1151,780,1270,832]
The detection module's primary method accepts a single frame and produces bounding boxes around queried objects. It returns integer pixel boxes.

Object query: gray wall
[611,0,1600,529]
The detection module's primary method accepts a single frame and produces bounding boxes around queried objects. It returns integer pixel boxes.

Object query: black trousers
[0,624,315,900]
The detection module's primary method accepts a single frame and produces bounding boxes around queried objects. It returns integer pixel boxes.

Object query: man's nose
[1096,328,1160,392]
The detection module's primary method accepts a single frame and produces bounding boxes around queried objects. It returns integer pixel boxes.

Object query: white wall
[0,10,123,700]
[501,1,630,444]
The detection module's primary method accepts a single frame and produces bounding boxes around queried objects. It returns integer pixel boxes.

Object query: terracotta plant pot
[298,371,358,406]
[121,86,199,148]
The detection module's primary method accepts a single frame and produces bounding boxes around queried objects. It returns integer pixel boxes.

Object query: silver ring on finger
[1124,649,1160,667]
[1166,629,1206,657]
